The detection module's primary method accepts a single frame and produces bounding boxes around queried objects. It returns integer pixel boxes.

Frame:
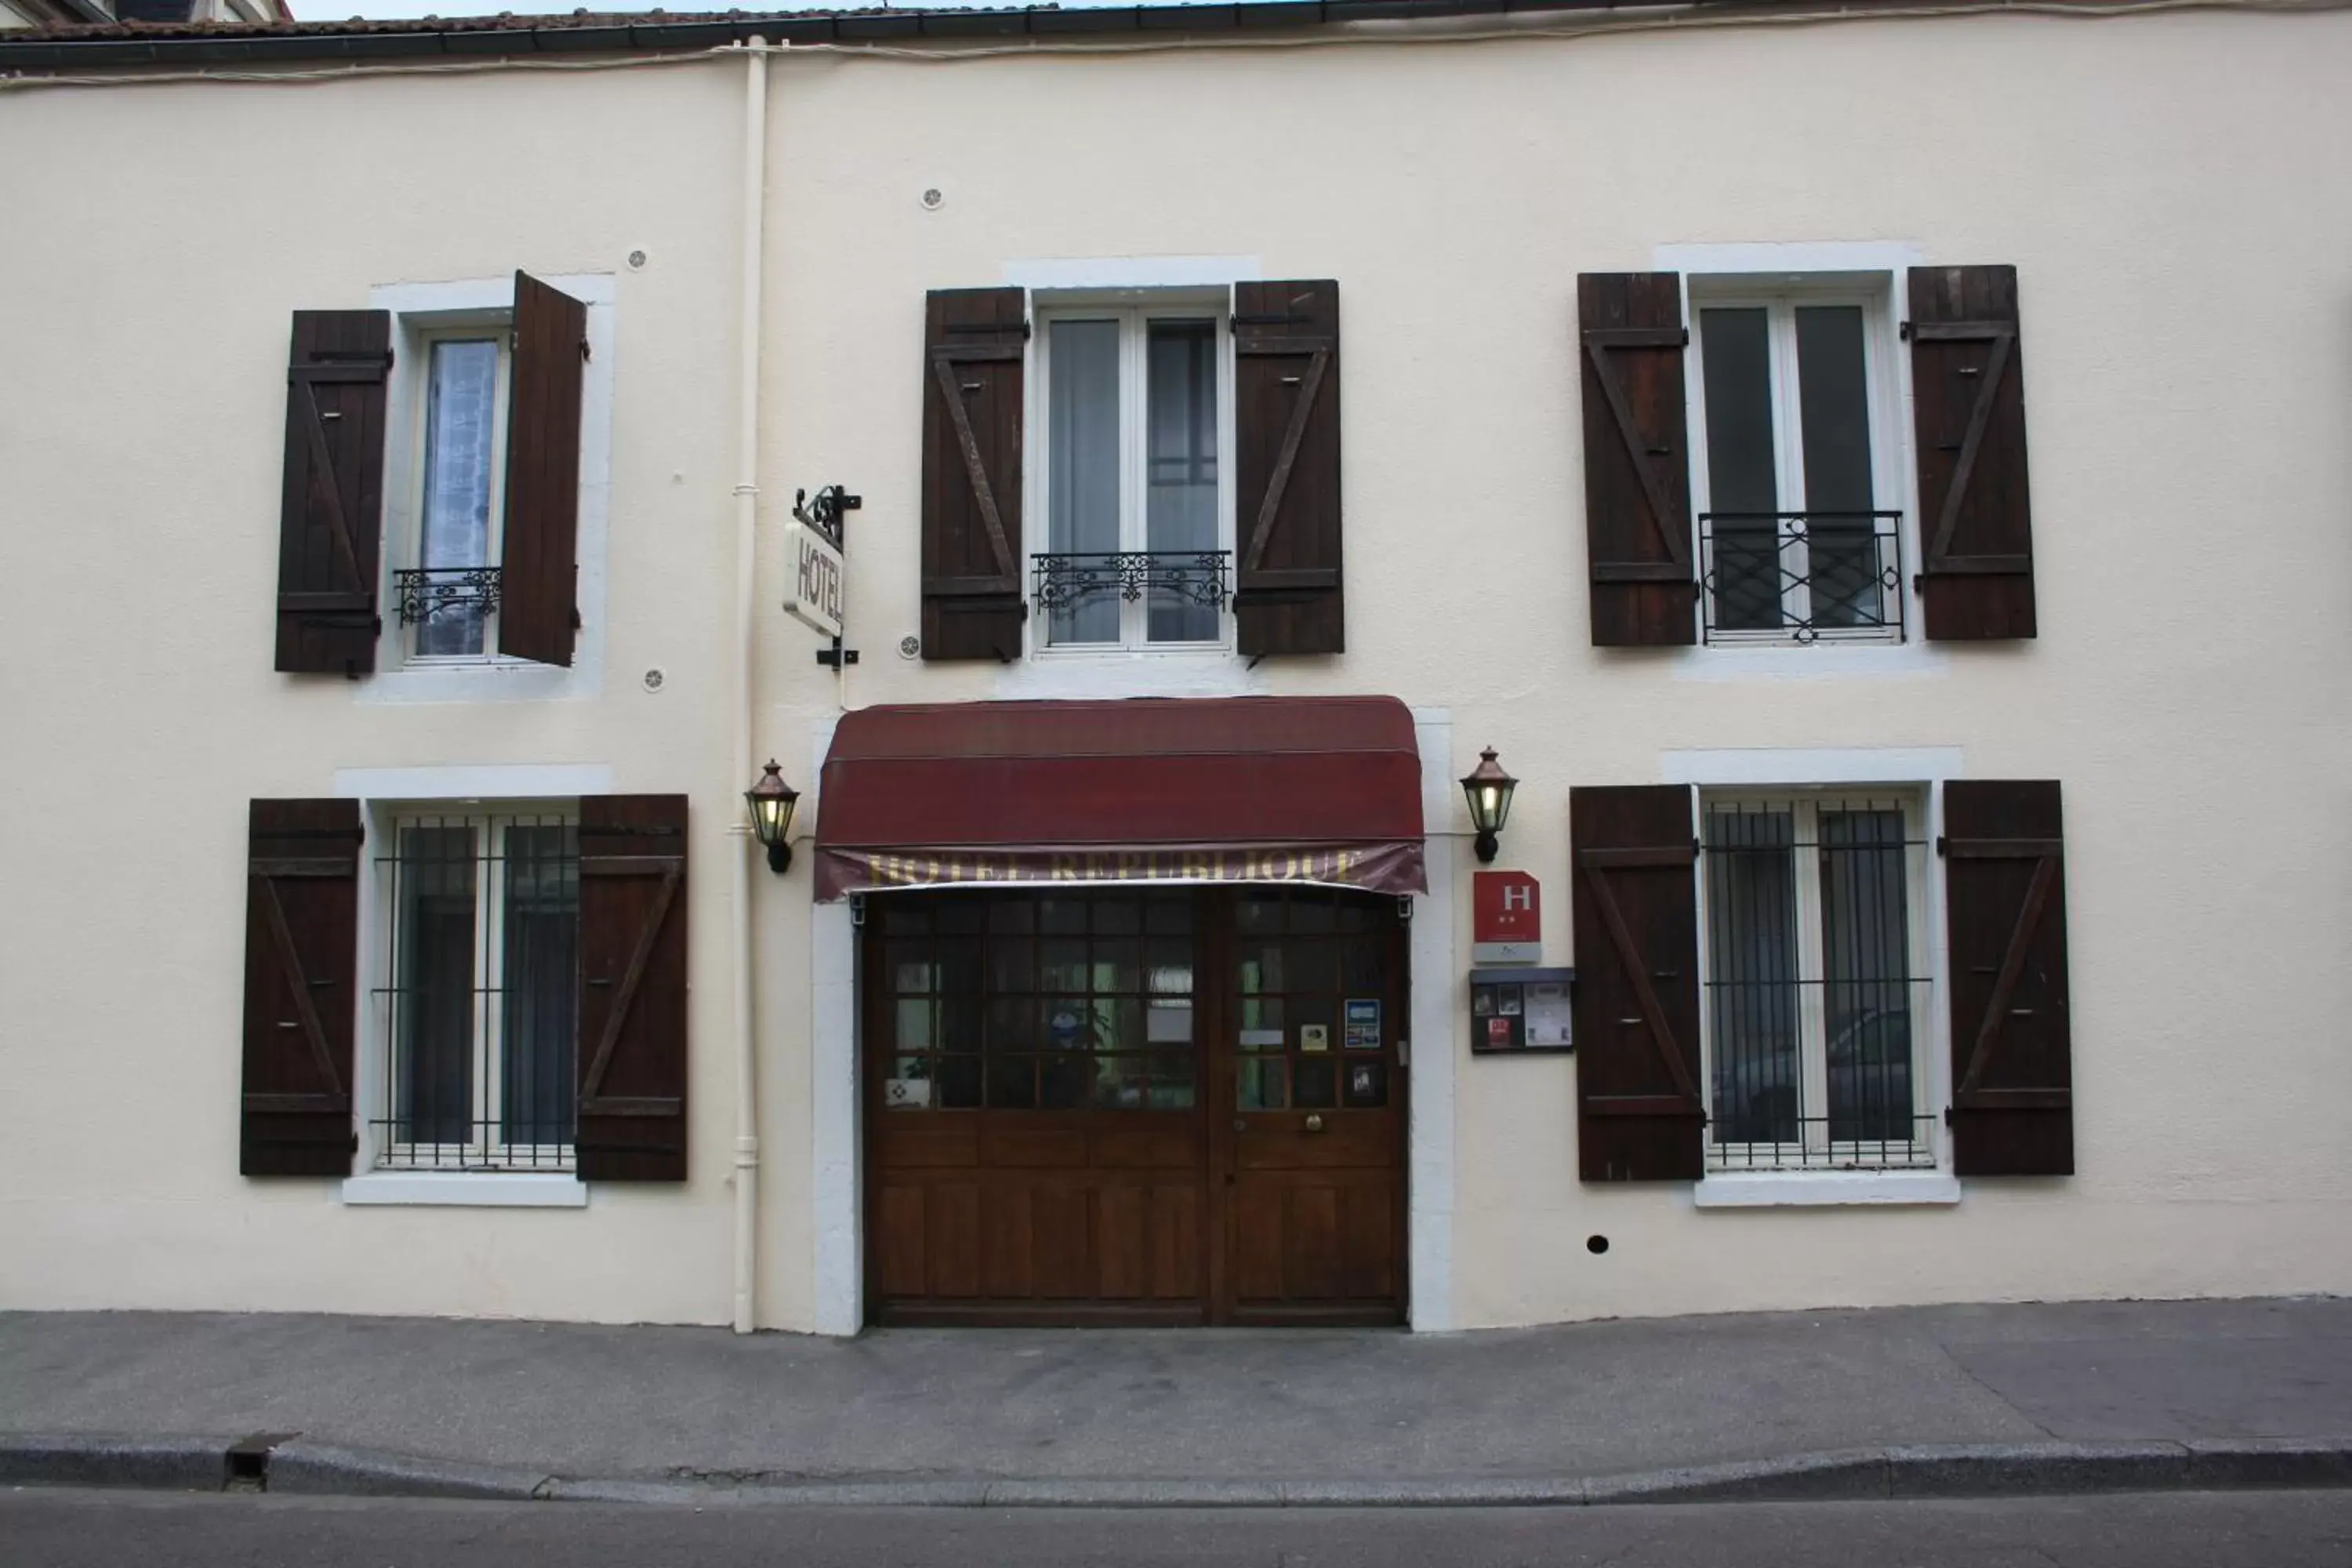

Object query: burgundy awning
[813,695,1426,901]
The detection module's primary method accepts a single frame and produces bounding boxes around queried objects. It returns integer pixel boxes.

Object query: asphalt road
[5,1489,2352,1567]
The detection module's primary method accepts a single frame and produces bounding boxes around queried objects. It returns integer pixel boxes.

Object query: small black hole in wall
[1586,1235,1610,1255]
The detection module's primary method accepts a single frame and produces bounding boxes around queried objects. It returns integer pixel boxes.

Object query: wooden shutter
[1943,780,2073,1175]
[275,311,391,676]
[1571,785,1704,1181]
[576,794,689,1181]
[1910,265,2036,641]
[920,287,1027,662]
[1577,274,1694,648]
[240,799,361,1176]
[499,271,589,666]
[1233,278,1344,656]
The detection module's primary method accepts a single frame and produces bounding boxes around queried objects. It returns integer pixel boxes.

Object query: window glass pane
[416,339,499,658]
[394,825,477,1147]
[1700,307,1780,633]
[1145,320,1219,643]
[1047,318,1121,646]
[499,824,577,1152]
[1820,809,1915,1143]
[1704,808,1799,1148]
[1795,305,1879,630]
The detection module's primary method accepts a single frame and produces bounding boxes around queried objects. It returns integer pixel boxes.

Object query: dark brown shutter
[499,271,589,666]
[1577,274,1694,648]
[920,287,1027,662]
[240,799,361,1175]
[1909,265,2036,641]
[1571,785,1704,1181]
[577,794,688,1181]
[1943,780,2072,1175]
[275,311,390,676]
[1233,278,1344,656]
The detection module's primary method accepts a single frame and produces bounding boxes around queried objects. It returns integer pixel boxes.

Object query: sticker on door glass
[1344,998,1381,1051]
[1346,1061,1387,1108]
[885,1078,932,1109]
[1299,1024,1330,1053]
[1239,1028,1285,1049]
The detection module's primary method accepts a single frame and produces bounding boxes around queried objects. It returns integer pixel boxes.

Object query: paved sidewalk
[3,1298,2349,1499]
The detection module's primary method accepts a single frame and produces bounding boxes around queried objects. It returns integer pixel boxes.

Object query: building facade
[2,0,2348,1334]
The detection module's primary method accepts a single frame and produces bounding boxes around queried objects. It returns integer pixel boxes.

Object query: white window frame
[1693,786,1936,1174]
[402,325,515,666]
[1025,292,1238,659]
[372,804,579,1175]
[1685,273,1910,648]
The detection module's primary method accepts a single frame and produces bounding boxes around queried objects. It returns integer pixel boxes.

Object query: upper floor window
[407,330,513,660]
[916,280,1343,666]
[1576,262,2038,652]
[1691,285,1902,646]
[1033,307,1232,652]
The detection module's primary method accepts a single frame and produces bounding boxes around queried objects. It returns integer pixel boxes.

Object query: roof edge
[0,0,1771,71]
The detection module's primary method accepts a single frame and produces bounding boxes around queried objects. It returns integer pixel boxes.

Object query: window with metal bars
[1699,793,1934,1171]
[372,812,578,1169]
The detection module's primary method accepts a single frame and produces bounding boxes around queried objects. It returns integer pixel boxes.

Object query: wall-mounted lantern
[746,760,800,875]
[1459,747,1518,866]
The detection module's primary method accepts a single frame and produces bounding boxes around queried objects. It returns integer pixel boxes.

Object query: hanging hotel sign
[816,840,1426,902]
[784,484,854,646]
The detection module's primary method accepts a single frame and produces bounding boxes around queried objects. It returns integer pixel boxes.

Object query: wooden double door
[864,884,1407,1327]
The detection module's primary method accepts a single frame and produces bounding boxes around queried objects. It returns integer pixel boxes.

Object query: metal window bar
[1702,800,1935,1172]
[372,814,579,1171]
[1031,551,1231,616]
[1699,511,1902,645]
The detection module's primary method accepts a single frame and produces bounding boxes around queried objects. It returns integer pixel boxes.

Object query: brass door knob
[1305,1113,1325,1132]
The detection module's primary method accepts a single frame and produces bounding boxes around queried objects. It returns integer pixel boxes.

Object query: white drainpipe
[728,33,771,1337]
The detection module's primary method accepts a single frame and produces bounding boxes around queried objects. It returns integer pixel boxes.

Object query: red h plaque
[1472,870,1541,964]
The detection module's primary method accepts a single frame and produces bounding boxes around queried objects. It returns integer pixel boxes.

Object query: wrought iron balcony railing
[394,566,502,626]
[1699,511,1903,644]
[1031,550,1232,614]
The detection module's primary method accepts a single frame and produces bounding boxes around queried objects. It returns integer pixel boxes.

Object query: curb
[5,1432,2350,1508]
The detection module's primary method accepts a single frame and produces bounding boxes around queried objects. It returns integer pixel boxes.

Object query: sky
[293,0,1216,23]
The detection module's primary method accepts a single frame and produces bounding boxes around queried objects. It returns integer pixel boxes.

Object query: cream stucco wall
[3,3,2350,1333]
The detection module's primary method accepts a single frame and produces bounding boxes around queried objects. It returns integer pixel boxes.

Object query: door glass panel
[1795,304,1878,629]
[394,824,476,1146]
[1344,1059,1388,1109]
[1092,1054,1149,1109]
[936,1055,983,1109]
[416,338,500,658]
[1039,1050,1093,1109]
[894,999,933,1050]
[1149,1051,1196,1110]
[1046,318,1121,645]
[499,823,577,1150]
[1705,807,1800,1146]
[1820,808,1914,1143]
[1238,1056,1286,1110]
[1145,319,1220,644]
[1700,305,1780,632]
[989,1055,1037,1109]
[988,996,1036,1051]
[1293,1055,1338,1109]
